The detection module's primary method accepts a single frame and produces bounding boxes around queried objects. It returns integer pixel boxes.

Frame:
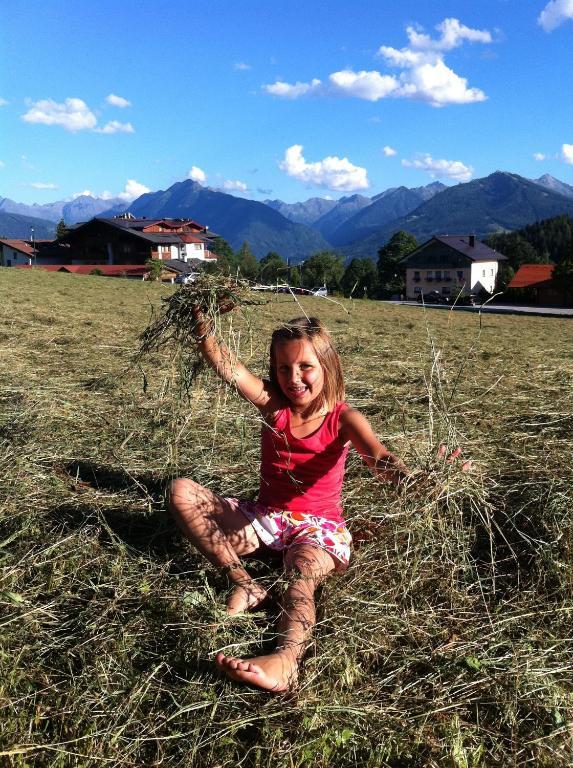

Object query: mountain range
[2,173,573,261]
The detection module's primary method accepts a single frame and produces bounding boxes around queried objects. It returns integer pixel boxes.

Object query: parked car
[417,290,449,305]
[174,273,197,285]
[456,293,477,306]
[311,286,328,297]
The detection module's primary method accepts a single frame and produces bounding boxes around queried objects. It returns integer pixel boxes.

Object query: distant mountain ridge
[0,195,126,224]
[0,211,55,239]
[125,180,330,260]
[534,174,573,199]
[264,197,337,226]
[342,171,573,259]
[264,182,447,246]
[3,172,573,260]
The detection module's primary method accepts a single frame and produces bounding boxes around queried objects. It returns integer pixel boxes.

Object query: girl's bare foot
[225,582,268,615]
[215,650,298,692]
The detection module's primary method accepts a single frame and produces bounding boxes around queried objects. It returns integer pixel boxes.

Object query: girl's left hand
[436,444,472,472]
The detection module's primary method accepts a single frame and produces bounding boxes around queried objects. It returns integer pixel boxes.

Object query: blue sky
[2,0,573,205]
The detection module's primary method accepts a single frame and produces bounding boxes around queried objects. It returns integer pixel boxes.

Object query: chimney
[469,234,475,247]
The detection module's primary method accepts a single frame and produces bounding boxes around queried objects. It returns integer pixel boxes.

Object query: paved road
[386,301,573,318]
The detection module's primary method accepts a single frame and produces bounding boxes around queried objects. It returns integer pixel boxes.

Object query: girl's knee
[284,544,336,582]
[168,477,200,514]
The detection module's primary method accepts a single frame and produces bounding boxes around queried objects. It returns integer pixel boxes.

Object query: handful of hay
[138,274,263,354]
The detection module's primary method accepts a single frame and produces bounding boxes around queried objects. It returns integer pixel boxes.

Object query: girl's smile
[273,340,324,411]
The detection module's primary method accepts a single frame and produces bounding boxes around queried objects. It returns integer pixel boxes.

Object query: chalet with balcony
[400,235,507,300]
[62,215,219,266]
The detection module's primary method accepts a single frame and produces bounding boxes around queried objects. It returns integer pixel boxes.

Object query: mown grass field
[1,267,572,767]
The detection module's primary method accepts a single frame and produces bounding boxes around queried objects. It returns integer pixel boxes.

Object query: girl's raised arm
[192,307,283,415]
[339,407,410,485]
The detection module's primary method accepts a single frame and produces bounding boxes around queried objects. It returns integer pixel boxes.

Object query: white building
[400,235,507,300]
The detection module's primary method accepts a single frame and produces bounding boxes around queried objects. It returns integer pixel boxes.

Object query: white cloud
[560,143,573,164]
[329,70,399,101]
[538,0,573,31]
[22,97,136,133]
[264,18,491,108]
[118,179,150,201]
[222,180,248,192]
[29,182,58,190]
[71,180,149,201]
[403,18,492,52]
[94,120,134,134]
[234,62,252,71]
[402,153,473,181]
[533,152,546,161]
[279,144,369,191]
[0,97,8,107]
[106,93,131,108]
[22,97,98,131]
[383,145,397,157]
[0,160,5,168]
[264,78,323,98]
[188,166,207,183]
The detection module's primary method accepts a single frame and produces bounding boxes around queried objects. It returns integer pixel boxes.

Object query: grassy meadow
[1,267,572,767]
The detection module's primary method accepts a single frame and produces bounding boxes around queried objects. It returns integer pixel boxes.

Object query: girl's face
[273,339,325,411]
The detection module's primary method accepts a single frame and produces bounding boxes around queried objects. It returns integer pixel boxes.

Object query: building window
[490,268,494,275]
[482,269,486,277]
[413,270,420,281]
[457,270,464,280]
[7,259,11,266]
[193,243,202,250]
[444,270,451,280]
[435,270,442,280]
[426,271,433,281]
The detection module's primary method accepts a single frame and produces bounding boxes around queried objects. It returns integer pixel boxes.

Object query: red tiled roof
[508,264,555,289]
[15,264,155,277]
[179,234,205,244]
[0,239,35,256]
[15,264,63,271]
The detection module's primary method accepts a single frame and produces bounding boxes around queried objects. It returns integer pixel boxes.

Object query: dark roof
[401,235,507,264]
[508,264,554,289]
[164,258,207,273]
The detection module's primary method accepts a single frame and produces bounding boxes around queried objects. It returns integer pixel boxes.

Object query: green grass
[0,268,572,767]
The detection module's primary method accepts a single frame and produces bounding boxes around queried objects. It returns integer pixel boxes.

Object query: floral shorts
[225,498,352,571]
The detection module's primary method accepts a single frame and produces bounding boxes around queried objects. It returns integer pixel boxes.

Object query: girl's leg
[216,543,335,691]
[169,477,267,613]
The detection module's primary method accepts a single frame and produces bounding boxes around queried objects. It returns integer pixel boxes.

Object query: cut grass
[0,268,572,767]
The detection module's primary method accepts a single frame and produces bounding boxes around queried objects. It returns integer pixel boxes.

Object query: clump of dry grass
[0,269,572,767]
[138,274,263,354]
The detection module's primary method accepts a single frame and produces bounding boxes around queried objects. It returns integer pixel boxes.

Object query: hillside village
[1,171,573,307]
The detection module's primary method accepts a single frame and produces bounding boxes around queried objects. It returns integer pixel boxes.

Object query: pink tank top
[258,402,349,522]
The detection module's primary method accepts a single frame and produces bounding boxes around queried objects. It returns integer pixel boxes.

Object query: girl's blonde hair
[269,317,345,411]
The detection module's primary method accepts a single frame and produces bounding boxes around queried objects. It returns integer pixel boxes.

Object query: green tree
[208,236,237,274]
[377,230,418,298]
[300,250,344,292]
[236,241,259,280]
[289,265,301,287]
[341,258,378,298]
[552,260,573,306]
[258,251,287,283]
[56,218,67,239]
[485,233,540,270]
[494,263,515,293]
[145,258,164,281]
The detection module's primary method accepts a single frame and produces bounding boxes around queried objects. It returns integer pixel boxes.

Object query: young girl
[169,312,463,692]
